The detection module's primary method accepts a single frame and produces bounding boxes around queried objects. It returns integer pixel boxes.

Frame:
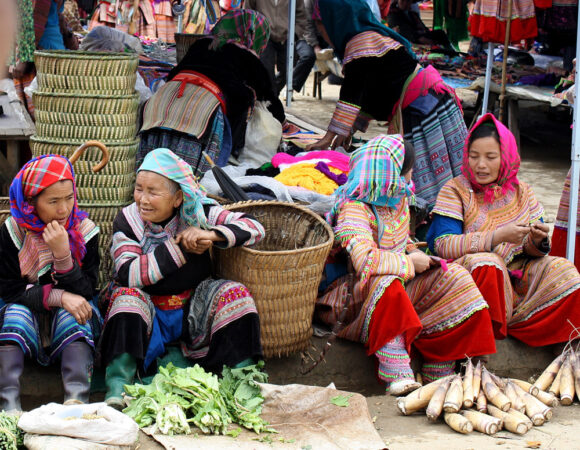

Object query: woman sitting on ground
[0,155,100,411]
[317,135,496,395]
[427,113,580,348]
[100,148,265,409]
[306,0,467,210]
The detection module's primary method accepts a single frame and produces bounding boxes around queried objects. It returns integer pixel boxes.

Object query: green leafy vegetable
[330,394,353,407]
[0,411,24,449]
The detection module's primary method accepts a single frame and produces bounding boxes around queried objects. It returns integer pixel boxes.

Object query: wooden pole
[128,0,140,35]
[499,0,513,123]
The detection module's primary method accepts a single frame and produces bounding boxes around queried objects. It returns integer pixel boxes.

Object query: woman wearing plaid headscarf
[100,148,265,409]
[0,155,101,411]
[137,9,284,175]
[318,135,495,395]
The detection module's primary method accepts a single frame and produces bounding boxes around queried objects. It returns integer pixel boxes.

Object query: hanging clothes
[469,0,538,44]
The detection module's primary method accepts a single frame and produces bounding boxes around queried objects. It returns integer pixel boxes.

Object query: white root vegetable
[481,368,511,412]
[511,378,539,396]
[487,404,528,435]
[472,361,482,401]
[463,359,474,408]
[476,389,487,413]
[461,409,501,435]
[504,380,526,413]
[559,356,575,406]
[426,378,451,422]
[396,375,453,415]
[444,412,473,434]
[443,375,463,413]
[533,353,565,392]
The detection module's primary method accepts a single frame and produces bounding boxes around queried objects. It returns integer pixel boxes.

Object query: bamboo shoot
[549,361,564,397]
[472,361,482,401]
[570,350,580,402]
[444,412,473,434]
[461,409,501,435]
[443,375,463,413]
[426,378,451,421]
[560,357,575,406]
[396,375,453,415]
[508,408,533,431]
[476,389,487,413]
[533,353,565,392]
[482,368,511,411]
[487,404,528,435]
[504,380,526,413]
[463,359,474,408]
[511,378,539,396]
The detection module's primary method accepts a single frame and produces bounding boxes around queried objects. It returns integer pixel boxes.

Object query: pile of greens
[123,361,272,436]
[0,412,24,450]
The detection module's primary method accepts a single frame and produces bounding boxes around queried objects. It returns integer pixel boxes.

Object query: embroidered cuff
[42,286,64,310]
[328,100,360,136]
[469,232,494,253]
[210,227,233,248]
[353,111,372,133]
[53,252,73,272]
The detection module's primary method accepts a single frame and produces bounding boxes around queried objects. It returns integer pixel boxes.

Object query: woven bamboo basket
[83,204,127,224]
[35,111,137,128]
[77,186,134,204]
[33,92,139,115]
[36,73,136,94]
[31,137,139,161]
[36,123,137,141]
[175,33,207,63]
[34,50,138,77]
[213,201,334,358]
[76,173,135,188]
[0,198,9,226]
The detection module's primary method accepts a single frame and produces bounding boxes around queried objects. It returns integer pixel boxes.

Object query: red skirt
[551,227,580,273]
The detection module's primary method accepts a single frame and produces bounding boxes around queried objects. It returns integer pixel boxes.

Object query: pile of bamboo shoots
[532,348,580,407]
[396,360,559,436]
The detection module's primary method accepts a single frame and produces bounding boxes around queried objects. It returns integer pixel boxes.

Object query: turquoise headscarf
[327,135,414,225]
[138,149,217,229]
[317,0,414,60]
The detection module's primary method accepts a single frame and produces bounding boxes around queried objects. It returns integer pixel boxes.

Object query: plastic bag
[18,402,139,446]
[237,101,282,167]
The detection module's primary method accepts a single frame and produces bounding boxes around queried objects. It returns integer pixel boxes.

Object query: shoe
[105,353,137,410]
[0,345,24,412]
[388,379,422,396]
[61,340,93,405]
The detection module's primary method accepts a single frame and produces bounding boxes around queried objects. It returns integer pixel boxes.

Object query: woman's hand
[493,223,531,246]
[306,131,338,151]
[62,292,92,325]
[409,251,433,274]
[175,227,224,254]
[43,221,70,259]
[530,222,549,247]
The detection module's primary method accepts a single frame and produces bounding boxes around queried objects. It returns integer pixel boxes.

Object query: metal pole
[565,5,580,262]
[480,42,494,119]
[286,0,296,108]
[499,0,513,123]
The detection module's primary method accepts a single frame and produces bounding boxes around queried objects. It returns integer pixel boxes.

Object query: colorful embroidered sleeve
[112,212,187,289]
[334,201,414,285]
[431,180,465,222]
[328,100,361,136]
[204,205,265,248]
[427,214,494,259]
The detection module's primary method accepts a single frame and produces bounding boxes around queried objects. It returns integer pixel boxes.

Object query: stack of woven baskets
[30,50,141,288]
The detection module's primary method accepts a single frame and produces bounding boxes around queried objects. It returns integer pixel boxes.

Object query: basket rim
[222,200,334,256]
[35,50,139,61]
[31,136,140,146]
[32,91,139,100]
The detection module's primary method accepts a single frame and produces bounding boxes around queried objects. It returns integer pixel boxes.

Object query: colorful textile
[315,162,348,186]
[9,155,90,264]
[316,0,413,60]
[271,150,350,173]
[551,168,580,269]
[462,113,520,204]
[329,100,363,136]
[14,0,35,63]
[274,163,341,195]
[138,149,218,230]
[421,360,455,384]
[342,31,403,66]
[469,0,537,44]
[210,9,270,56]
[375,334,414,385]
[0,302,98,366]
[327,135,413,225]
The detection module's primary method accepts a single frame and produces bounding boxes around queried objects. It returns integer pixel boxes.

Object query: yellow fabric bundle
[275,163,342,195]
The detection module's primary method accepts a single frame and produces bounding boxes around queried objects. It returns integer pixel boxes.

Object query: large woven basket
[35,111,137,128]
[213,201,334,358]
[36,123,137,141]
[36,73,136,95]
[34,50,138,77]
[31,137,139,162]
[33,92,139,115]
[0,198,9,226]
[175,33,207,63]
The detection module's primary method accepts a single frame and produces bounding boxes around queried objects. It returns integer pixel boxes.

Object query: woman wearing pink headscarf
[426,113,580,349]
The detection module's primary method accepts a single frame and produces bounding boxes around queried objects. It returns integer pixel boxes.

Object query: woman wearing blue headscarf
[307,0,468,211]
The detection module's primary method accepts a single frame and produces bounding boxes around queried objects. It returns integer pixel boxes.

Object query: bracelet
[53,252,72,262]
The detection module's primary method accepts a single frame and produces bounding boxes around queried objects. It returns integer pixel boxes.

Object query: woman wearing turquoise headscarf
[307,0,467,212]
[317,135,495,395]
[99,148,265,409]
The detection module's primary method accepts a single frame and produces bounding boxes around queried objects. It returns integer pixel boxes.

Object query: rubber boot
[61,340,93,405]
[0,345,24,412]
[105,353,137,410]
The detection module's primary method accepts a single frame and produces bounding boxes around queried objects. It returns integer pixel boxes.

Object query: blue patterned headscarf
[316,0,414,60]
[327,134,413,224]
[138,149,217,229]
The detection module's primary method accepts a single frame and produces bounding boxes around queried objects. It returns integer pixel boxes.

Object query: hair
[468,122,500,147]
[401,140,416,176]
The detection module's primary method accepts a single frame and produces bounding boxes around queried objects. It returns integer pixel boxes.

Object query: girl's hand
[530,222,549,247]
[62,292,92,325]
[409,251,433,274]
[43,221,70,259]
[306,131,337,151]
[493,223,530,246]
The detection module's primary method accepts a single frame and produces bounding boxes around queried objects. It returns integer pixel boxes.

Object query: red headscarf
[462,113,520,204]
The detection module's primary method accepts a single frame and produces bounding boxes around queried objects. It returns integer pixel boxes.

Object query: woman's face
[468,136,501,185]
[32,180,75,226]
[134,171,183,223]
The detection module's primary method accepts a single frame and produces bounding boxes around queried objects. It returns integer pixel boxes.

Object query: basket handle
[69,140,110,173]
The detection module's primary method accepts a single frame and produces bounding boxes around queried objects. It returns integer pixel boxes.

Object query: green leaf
[330,394,353,407]
[227,427,242,438]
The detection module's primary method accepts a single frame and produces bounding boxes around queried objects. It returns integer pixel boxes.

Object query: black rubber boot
[61,340,93,405]
[0,345,24,412]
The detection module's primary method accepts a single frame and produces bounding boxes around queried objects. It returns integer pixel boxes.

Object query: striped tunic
[317,198,488,344]
[432,175,580,326]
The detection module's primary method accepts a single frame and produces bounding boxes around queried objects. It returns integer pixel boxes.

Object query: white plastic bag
[238,101,282,168]
[18,402,139,446]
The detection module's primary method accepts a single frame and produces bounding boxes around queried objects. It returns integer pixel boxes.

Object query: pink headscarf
[462,113,520,203]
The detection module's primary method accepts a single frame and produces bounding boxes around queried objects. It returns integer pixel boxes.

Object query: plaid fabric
[327,134,413,224]
[138,149,218,229]
[461,113,520,204]
[210,9,270,56]
[9,155,88,263]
